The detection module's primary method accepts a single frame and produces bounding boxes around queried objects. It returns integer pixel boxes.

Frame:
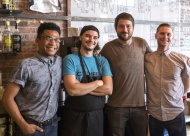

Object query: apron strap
[94,55,101,75]
[78,52,87,78]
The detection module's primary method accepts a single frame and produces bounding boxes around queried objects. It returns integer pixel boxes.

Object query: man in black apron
[61,25,113,136]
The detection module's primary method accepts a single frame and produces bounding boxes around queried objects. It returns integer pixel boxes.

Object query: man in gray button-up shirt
[145,23,190,136]
[2,22,62,136]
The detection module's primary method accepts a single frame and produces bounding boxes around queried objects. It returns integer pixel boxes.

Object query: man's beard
[117,32,132,41]
[84,46,93,51]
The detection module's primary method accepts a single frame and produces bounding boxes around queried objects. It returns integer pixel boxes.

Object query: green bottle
[3,20,12,53]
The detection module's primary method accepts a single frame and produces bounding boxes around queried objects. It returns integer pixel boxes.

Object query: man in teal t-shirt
[61,25,113,136]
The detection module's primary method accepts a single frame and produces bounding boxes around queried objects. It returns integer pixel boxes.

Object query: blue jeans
[149,112,186,136]
[16,120,58,136]
[106,106,148,136]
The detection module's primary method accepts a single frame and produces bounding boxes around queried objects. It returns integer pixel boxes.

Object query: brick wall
[0,0,67,86]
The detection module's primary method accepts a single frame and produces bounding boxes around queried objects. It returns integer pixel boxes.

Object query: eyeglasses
[41,36,61,43]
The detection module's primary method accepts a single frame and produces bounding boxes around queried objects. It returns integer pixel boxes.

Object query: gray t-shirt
[9,53,62,121]
[100,37,152,107]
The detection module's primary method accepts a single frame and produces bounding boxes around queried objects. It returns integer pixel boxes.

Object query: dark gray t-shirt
[100,37,152,107]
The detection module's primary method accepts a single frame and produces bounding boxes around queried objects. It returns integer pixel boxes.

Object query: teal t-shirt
[62,53,112,81]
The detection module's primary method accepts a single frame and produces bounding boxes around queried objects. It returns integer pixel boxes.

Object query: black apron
[61,53,105,136]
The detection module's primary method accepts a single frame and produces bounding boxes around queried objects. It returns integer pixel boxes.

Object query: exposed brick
[15,1,28,9]
[19,21,28,27]
[19,28,36,35]
[27,21,41,27]
[0,0,67,86]
[22,34,36,42]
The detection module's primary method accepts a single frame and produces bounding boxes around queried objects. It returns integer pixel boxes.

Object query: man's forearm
[65,80,103,96]
[89,91,106,96]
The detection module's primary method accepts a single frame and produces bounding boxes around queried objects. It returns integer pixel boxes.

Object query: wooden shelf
[0,9,22,16]
[0,10,70,21]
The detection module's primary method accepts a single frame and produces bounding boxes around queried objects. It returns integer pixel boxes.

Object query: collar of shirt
[36,53,55,65]
[156,48,172,57]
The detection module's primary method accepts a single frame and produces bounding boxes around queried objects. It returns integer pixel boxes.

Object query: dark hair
[37,22,61,38]
[114,12,135,29]
[79,25,100,38]
[156,23,173,34]
[76,25,101,53]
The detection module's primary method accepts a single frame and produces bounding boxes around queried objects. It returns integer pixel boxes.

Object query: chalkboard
[70,0,190,56]
[71,0,179,22]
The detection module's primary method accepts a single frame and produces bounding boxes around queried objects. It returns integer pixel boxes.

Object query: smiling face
[155,26,174,51]
[36,30,60,59]
[116,19,134,42]
[79,30,99,52]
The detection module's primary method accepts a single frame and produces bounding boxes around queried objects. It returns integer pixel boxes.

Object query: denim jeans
[106,106,148,136]
[149,112,186,136]
[16,121,58,136]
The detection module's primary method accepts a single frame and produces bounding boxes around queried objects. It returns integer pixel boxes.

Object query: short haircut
[115,12,135,29]
[37,22,61,38]
[76,25,101,53]
[156,23,173,34]
[80,25,100,38]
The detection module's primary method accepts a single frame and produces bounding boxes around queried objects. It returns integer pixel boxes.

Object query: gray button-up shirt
[9,53,62,121]
[145,49,190,121]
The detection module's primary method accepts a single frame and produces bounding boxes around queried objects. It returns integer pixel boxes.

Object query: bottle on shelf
[12,19,21,52]
[0,28,3,53]
[2,20,12,53]
[9,0,14,10]
[1,0,9,9]
[0,71,4,98]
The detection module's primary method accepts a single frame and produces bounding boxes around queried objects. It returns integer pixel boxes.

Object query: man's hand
[21,124,43,134]
[75,79,103,87]
[182,95,187,103]
[75,79,80,83]
[96,80,103,87]
[188,58,190,66]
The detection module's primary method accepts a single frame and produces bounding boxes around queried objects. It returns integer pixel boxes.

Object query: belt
[37,116,57,127]
[23,115,60,127]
